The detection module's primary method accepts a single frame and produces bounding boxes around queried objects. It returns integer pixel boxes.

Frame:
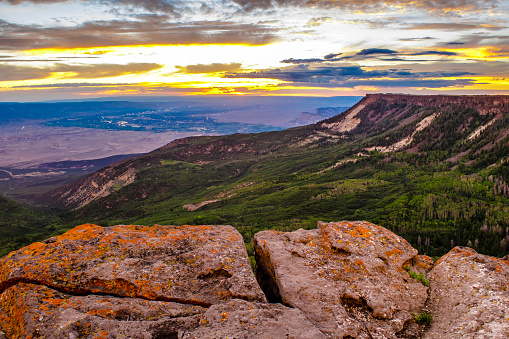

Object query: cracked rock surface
[254,221,432,338]
[1,224,294,338]
[424,247,509,339]
[0,224,266,306]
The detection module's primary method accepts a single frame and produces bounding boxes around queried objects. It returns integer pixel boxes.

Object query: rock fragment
[183,299,326,339]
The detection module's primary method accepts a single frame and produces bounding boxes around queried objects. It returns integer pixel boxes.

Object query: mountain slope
[0,196,60,257]
[43,94,509,258]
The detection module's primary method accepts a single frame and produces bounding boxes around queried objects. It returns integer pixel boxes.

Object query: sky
[0,0,509,101]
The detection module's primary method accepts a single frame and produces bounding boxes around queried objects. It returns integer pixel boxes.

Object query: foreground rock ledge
[254,221,433,338]
[1,224,326,338]
[0,224,266,306]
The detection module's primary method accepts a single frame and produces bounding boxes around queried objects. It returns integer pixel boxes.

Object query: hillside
[14,94,509,259]
[0,196,60,257]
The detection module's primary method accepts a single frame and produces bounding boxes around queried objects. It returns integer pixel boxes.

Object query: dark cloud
[280,58,325,64]
[280,48,457,65]
[230,0,499,14]
[340,78,478,88]
[175,63,243,74]
[0,17,279,50]
[0,62,162,81]
[399,37,437,41]
[410,50,457,56]
[410,23,506,31]
[357,48,398,55]
[225,64,477,89]
[324,53,342,60]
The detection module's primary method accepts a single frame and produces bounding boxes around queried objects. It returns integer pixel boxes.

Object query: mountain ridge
[5,93,509,259]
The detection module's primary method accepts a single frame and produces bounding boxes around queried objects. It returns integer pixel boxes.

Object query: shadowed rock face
[254,221,432,338]
[425,247,509,339]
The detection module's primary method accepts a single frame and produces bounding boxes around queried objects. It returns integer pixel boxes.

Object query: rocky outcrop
[0,224,321,338]
[425,247,509,339]
[253,221,433,338]
[0,224,265,306]
[2,221,509,338]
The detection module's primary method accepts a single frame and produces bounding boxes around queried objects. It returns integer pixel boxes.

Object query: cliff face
[1,222,508,338]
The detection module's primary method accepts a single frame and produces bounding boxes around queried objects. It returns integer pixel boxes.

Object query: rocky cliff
[1,221,508,338]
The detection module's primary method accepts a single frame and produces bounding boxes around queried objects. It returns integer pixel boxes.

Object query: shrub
[404,266,429,286]
[412,312,433,324]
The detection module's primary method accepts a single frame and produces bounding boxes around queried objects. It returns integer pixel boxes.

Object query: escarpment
[1,222,508,338]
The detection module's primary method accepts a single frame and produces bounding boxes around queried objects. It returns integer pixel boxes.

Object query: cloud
[52,62,163,78]
[357,48,398,56]
[399,37,437,41]
[225,64,477,89]
[1,0,67,3]
[0,17,279,51]
[0,64,52,81]
[410,50,458,56]
[410,23,506,31]
[2,0,500,15]
[280,47,458,65]
[280,58,326,64]
[230,0,499,14]
[0,62,163,81]
[175,63,243,74]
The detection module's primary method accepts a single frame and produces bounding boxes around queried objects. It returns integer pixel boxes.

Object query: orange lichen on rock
[427,247,509,338]
[0,223,276,338]
[253,220,430,338]
[0,224,265,307]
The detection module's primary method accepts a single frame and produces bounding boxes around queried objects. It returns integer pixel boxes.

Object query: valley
[2,94,509,262]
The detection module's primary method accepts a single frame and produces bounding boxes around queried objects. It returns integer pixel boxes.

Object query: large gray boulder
[425,246,509,339]
[254,221,433,338]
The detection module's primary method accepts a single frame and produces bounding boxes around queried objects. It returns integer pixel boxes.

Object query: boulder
[425,247,509,339]
[0,224,271,338]
[0,224,266,306]
[254,221,431,338]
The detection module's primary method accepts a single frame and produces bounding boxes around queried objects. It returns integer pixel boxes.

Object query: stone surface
[0,283,204,338]
[183,299,326,339]
[425,247,509,339]
[0,224,266,306]
[0,224,273,338]
[254,221,431,338]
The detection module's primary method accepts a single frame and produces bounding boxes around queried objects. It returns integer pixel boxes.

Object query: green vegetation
[2,95,509,260]
[412,312,433,324]
[0,196,62,257]
[404,266,429,286]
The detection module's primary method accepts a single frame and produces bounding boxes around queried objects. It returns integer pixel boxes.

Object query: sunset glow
[1,0,508,100]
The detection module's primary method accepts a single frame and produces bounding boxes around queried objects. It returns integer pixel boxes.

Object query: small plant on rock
[412,312,433,324]
[404,266,429,286]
